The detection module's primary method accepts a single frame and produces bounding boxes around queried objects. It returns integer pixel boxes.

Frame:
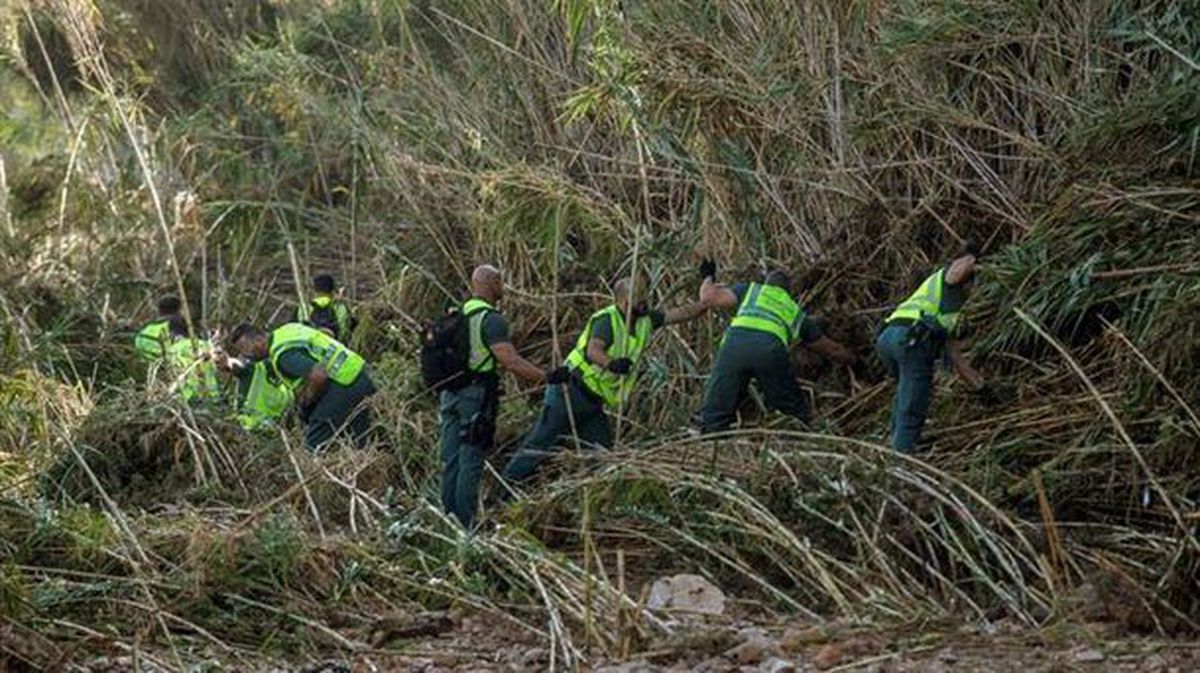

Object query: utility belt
[460,370,501,398]
[884,316,946,349]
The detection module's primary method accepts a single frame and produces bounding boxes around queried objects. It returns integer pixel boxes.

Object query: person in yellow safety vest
[229,359,294,431]
[876,245,985,452]
[134,295,182,361]
[500,274,709,489]
[164,319,222,403]
[294,274,356,343]
[439,265,555,528]
[697,264,859,433]
[229,321,375,450]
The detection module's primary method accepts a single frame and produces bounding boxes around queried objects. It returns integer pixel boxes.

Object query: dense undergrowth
[1,0,1199,668]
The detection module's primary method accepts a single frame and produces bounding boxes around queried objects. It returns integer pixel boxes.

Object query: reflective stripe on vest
[887,268,959,333]
[333,302,351,340]
[237,361,293,430]
[269,323,365,387]
[463,298,497,374]
[167,337,221,401]
[564,305,654,408]
[135,320,170,360]
[728,283,804,347]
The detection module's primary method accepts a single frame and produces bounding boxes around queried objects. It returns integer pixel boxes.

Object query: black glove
[546,366,572,385]
[699,257,717,281]
[607,358,633,375]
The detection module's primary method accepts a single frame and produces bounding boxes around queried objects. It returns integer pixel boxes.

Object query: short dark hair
[157,295,181,316]
[313,274,336,293]
[764,269,791,291]
[229,323,262,346]
[963,239,983,258]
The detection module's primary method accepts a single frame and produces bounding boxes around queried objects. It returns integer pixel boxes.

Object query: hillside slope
[1,1,1197,669]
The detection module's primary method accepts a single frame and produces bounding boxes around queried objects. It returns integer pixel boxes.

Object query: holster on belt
[460,376,500,450]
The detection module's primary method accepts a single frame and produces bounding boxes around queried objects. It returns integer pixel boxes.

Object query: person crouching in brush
[499,272,710,493]
[164,317,222,404]
[229,322,375,450]
[876,243,985,453]
[696,262,858,433]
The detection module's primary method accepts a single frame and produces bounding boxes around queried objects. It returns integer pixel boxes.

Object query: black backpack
[420,304,488,393]
[307,306,339,336]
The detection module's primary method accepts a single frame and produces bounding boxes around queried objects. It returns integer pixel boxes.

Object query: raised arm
[699,277,739,312]
[662,298,710,325]
[490,341,546,384]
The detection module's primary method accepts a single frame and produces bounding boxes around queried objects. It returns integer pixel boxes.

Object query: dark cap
[157,295,182,316]
[313,274,336,293]
[764,268,792,291]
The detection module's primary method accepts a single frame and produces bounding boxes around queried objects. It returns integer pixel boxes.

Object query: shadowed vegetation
[1,0,1198,668]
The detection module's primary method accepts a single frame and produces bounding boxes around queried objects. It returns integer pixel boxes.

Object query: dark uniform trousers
[699,328,809,433]
[439,378,499,527]
[875,323,937,453]
[501,379,611,485]
[305,371,375,450]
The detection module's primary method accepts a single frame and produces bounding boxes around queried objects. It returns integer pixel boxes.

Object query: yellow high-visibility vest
[564,305,654,408]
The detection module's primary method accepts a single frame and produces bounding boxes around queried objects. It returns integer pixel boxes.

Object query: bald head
[945,253,977,286]
[612,275,647,314]
[471,264,504,302]
[613,278,632,301]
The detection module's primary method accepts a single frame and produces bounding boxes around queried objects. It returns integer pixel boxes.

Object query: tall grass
[1,0,1198,667]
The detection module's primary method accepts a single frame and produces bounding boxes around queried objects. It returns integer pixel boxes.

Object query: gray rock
[758,657,797,673]
[647,574,727,616]
[1073,648,1106,663]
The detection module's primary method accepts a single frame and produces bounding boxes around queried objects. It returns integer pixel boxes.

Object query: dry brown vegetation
[1,0,1198,669]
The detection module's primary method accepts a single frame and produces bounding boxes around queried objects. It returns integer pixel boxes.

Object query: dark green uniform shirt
[276,348,375,420]
[480,311,511,348]
[939,272,969,337]
[276,350,317,381]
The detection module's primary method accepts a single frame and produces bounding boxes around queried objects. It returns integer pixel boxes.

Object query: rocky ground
[70,576,1198,672]
[68,612,1199,672]
[62,575,1199,672]
[297,614,1195,673]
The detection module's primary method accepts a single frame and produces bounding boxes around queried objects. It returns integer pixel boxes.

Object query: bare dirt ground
[290,615,1198,673]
